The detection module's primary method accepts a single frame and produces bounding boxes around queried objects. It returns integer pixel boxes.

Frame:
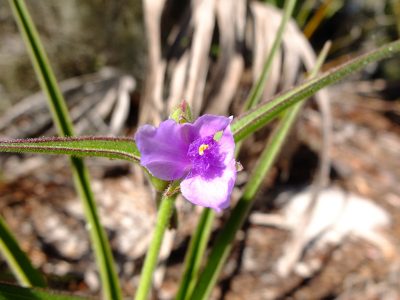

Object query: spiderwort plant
[0,10,399,298]
[135,114,237,212]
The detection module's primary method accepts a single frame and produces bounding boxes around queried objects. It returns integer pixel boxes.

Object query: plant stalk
[135,189,178,300]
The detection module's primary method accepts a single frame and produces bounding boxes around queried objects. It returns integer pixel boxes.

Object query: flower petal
[192,114,232,138]
[180,159,236,212]
[135,120,191,180]
[218,124,235,164]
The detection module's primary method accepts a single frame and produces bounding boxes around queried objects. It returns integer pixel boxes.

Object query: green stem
[135,187,178,300]
[0,217,46,287]
[8,1,122,299]
[174,208,215,300]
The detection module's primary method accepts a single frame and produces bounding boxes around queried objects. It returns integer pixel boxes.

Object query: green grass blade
[232,39,400,142]
[243,0,297,110]
[191,44,330,300]
[0,136,140,162]
[0,282,88,300]
[8,0,73,137]
[192,102,301,300]
[8,1,122,299]
[174,208,215,300]
[296,0,316,27]
[0,218,46,287]
[70,157,121,299]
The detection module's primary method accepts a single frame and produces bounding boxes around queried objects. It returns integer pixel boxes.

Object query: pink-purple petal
[218,125,235,163]
[180,159,236,212]
[192,114,232,138]
[134,120,191,180]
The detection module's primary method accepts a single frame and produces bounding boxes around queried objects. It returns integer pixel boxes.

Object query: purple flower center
[187,135,225,179]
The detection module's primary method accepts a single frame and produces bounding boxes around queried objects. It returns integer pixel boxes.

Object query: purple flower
[135,114,236,212]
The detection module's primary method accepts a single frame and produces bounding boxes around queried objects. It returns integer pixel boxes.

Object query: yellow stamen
[198,144,209,155]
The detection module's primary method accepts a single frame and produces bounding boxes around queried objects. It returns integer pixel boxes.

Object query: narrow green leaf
[191,104,305,300]
[0,282,89,300]
[236,0,297,157]
[232,39,400,142]
[0,218,46,287]
[8,0,73,137]
[8,1,123,299]
[0,136,139,162]
[174,208,215,300]
[191,43,331,300]
[296,0,316,27]
[243,0,297,110]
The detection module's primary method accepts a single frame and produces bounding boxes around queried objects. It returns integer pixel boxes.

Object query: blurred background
[0,0,400,299]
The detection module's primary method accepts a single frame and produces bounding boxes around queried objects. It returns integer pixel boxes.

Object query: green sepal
[145,169,169,192]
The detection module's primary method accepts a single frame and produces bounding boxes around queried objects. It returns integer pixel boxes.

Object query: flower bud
[169,100,193,124]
